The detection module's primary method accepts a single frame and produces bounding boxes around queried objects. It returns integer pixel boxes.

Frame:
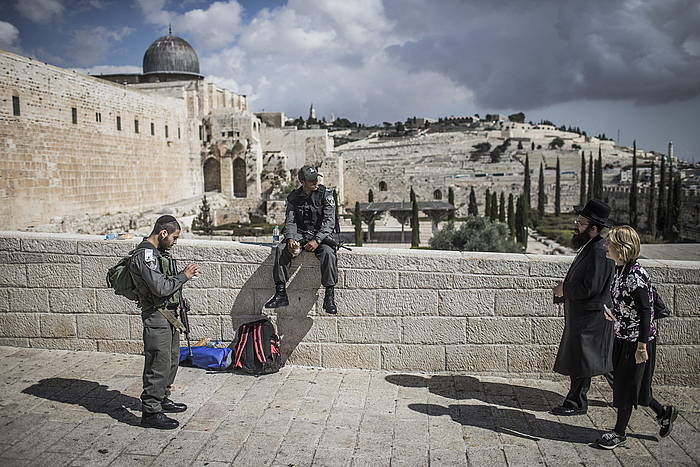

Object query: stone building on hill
[0,33,340,231]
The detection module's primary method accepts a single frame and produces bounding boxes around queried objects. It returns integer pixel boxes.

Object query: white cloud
[138,0,242,50]
[15,0,65,24]
[0,21,22,53]
[67,26,135,66]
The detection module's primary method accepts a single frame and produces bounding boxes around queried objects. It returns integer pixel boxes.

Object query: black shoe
[550,405,587,416]
[141,411,179,430]
[595,430,627,450]
[161,398,187,413]
[265,283,289,308]
[323,287,337,314]
[658,405,678,438]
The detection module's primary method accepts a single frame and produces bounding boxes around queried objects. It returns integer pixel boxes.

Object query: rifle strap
[158,308,186,333]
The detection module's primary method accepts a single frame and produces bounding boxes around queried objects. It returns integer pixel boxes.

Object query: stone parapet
[1,231,698,386]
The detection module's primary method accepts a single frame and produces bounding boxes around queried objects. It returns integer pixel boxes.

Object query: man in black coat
[551,200,615,416]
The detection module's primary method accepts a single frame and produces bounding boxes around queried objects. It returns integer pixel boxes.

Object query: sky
[1,0,699,162]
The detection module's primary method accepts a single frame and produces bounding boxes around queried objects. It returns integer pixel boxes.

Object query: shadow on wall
[228,251,319,364]
[22,378,141,426]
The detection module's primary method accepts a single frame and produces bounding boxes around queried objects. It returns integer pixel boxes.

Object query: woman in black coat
[595,225,677,449]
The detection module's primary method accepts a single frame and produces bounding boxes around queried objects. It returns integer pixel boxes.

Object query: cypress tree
[490,192,498,221]
[630,140,638,227]
[447,186,455,221]
[665,154,674,237]
[499,192,506,223]
[409,186,416,228]
[515,196,526,246]
[507,193,515,236]
[411,197,420,248]
[354,201,363,246]
[468,187,478,216]
[484,188,491,219]
[670,173,682,240]
[579,151,586,206]
[537,161,545,218]
[595,146,604,200]
[648,163,656,237]
[587,152,593,201]
[555,156,561,216]
[657,152,667,235]
[523,154,531,209]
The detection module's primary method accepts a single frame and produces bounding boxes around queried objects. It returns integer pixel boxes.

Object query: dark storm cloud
[385,0,700,110]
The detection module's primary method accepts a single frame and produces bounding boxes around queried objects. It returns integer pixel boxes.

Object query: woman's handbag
[652,286,671,319]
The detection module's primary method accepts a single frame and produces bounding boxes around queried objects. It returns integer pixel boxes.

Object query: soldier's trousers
[272,241,338,287]
[141,324,180,414]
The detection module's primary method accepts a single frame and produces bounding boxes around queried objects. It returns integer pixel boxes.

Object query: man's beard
[571,224,594,249]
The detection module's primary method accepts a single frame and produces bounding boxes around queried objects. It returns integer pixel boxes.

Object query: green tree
[429,217,520,252]
[669,173,682,241]
[531,141,535,151]
[484,188,491,218]
[523,154,531,211]
[580,151,586,205]
[548,137,564,149]
[353,201,363,246]
[648,163,656,237]
[508,112,525,123]
[409,186,416,228]
[447,186,455,221]
[490,192,498,222]
[665,155,674,237]
[192,195,214,235]
[587,152,593,201]
[594,147,604,200]
[515,196,527,246]
[537,161,546,218]
[468,187,478,216]
[555,156,561,216]
[507,193,515,237]
[499,192,506,223]
[630,140,638,227]
[411,197,420,248]
[657,153,667,235]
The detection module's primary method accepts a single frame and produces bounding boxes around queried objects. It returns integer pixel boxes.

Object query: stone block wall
[0,51,199,230]
[1,231,698,385]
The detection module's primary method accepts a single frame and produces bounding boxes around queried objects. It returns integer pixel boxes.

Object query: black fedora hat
[574,199,613,228]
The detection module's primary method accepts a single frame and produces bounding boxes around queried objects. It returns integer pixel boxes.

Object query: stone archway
[233,157,246,198]
[203,158,221,192]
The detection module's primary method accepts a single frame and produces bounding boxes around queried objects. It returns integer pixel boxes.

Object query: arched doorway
[233,157,246,198]
[379,181,388,191]
[203,158,221,192]
[433,189,442,200]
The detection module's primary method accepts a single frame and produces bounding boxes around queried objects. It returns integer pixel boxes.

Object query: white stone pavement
[0,346,698,466]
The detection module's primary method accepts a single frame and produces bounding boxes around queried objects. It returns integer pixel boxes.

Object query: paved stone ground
[0,346,698,466]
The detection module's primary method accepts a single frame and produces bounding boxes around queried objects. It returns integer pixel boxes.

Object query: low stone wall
[1,231,698,386]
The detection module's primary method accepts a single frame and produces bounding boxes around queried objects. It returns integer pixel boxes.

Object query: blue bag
[179,346,232,370]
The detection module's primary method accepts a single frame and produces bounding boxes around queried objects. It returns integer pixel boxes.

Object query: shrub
[429,217,521,253]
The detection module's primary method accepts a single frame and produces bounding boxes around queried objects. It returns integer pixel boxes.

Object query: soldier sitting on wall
[265,165,339,314]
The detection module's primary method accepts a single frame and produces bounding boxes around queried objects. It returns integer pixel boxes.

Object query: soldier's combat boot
[265,283,289,308]
[323,286,337,314]
[141,411,179,430]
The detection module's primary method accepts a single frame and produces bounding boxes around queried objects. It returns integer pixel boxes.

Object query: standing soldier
[130,215,199,429]
[265,165,339,314]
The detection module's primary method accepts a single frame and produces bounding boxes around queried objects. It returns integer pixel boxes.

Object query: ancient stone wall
[1,231,698,385]
[0,51,200,230]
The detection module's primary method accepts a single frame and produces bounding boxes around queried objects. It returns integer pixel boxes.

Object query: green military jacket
[129,240,188,327]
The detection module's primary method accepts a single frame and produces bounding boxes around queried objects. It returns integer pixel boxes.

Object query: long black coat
[553,235,615,377]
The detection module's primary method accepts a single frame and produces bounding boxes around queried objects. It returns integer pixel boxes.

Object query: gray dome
[142,35,201,76]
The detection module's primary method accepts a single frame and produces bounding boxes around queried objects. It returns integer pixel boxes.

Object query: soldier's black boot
[141,411,179,430]
[323,287,337,314]
[265,283,289,308]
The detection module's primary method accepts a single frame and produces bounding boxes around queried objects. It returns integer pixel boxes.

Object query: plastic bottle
[104,232,117,240]
[272,225,280,244]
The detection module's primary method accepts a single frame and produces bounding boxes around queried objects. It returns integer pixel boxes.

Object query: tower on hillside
[308,103,317,122]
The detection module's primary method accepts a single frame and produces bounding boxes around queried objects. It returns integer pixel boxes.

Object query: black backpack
[231,319,282,375]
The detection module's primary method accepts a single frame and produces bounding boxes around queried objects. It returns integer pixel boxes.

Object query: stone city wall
[0,51,199,230]
[1,231,698,385]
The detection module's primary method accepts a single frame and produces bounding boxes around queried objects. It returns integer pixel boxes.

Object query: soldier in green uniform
[130,215,199,429]
[265,166,339,314]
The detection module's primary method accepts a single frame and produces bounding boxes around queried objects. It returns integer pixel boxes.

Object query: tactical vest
[132,248,181,311]
[289,185,327,232]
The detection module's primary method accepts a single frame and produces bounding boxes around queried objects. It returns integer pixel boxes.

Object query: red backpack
[232,319,282,375]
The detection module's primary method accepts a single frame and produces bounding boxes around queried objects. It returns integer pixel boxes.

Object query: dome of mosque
[142,34,201,77]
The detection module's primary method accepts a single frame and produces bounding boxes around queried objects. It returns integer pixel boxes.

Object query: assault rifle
[179,294,193,360]
[297,229,352,251]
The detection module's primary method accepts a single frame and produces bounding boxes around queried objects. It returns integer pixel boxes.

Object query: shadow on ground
[22,378,141,426]
[385,374,609,411]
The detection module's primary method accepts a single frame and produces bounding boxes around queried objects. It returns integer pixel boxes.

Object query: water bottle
[104,232,117,240]
[272,225,280,244]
